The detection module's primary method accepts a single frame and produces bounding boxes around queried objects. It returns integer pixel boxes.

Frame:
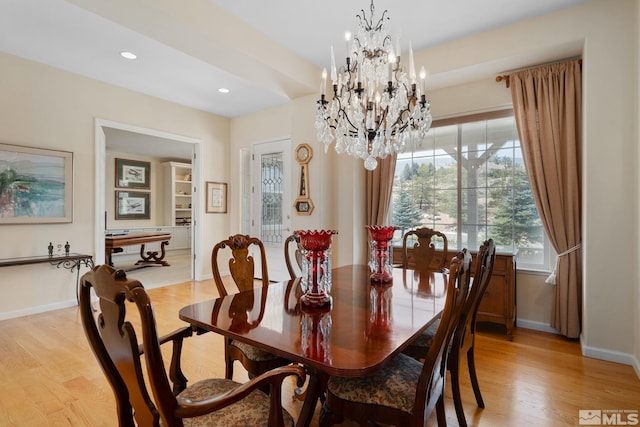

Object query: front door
[251,139,292,282]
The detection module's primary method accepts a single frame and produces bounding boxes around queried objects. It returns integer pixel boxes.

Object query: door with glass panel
[251,140,292,282]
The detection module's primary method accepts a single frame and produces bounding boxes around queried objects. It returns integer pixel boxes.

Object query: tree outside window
[390,111,549,270]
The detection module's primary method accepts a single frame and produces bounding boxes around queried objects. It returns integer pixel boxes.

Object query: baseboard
[633,356,640,379]
[516,318,561,334]
[0,299,78,321]
[581,335,640,377]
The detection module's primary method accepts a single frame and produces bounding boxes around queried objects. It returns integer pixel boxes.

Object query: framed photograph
[115,191,150,220]
[206,181,227,213]
[0,143,73,224]
[115,158,150,189]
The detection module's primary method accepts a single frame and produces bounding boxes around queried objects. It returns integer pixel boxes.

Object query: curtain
[509,59,582,338]
[365,154,397,225]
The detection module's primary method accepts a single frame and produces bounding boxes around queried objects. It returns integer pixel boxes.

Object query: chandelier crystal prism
[315,0,432,170]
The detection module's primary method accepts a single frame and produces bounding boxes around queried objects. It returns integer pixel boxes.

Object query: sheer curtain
[365,154,397,226]
[509,59,582,338]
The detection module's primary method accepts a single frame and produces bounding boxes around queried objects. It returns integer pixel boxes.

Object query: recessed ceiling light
[218,88,230,94]
[120,51,137,60]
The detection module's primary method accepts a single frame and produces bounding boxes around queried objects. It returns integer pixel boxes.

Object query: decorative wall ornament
[294,143,314,215]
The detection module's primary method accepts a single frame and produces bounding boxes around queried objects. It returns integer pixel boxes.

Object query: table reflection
[366,284,393,341]
[300,306,332,363]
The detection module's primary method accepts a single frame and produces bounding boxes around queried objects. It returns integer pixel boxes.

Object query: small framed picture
[115,191,150,220]
[206,181,227,214]
[115,158,150,189]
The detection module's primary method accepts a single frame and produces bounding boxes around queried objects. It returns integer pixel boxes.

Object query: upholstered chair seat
[326,353,422,414]
[230,341,283,362]
[179,378,295,427]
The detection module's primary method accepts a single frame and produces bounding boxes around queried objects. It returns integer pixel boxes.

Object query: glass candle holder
[366,225,398,283]
[295,229,338,308]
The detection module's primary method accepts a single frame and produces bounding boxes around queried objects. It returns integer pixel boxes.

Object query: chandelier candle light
[315,0,432,170]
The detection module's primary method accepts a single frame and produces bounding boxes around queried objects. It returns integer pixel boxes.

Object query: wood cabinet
[474,251,516,340]
[162,161,192,227]
[393,247,516,340]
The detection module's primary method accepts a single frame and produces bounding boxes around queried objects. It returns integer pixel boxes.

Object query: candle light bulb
[345,31,352,56]
[419,66,427,95]
[330,46,337,84]
[321,68,327,96]
[409,42,416,84]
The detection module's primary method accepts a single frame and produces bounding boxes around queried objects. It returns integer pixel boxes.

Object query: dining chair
[402,227,449,272]
[211,234,292,382]
[403,239,497,427]
[321,249,472,427]
[284,233,303,279]
[79,264,304,427]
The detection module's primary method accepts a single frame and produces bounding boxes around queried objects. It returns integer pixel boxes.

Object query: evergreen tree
[392,183,423,235]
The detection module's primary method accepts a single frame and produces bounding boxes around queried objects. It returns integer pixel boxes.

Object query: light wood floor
[0,278,638,426]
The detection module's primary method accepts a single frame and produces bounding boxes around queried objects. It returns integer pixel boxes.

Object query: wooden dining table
[179,264,448,427]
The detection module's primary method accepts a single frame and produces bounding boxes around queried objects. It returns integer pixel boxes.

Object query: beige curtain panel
[366,154,397,226]
[509,59,582,338]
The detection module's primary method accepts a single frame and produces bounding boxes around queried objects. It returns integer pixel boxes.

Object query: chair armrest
[138,326,193,393]
[175,364,305,425]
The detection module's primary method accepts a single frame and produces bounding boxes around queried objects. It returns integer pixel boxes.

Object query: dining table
[179,264,448,427]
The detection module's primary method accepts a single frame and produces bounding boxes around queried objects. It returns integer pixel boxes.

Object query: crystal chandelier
[315,1,432,170]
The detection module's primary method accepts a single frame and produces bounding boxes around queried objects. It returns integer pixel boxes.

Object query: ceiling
[1,0,589,120]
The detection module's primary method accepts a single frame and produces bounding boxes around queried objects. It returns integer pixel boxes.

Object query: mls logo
[579,410,601,425]
[580,409,640,425]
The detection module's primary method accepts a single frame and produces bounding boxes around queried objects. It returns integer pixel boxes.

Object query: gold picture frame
[206,181,227,214]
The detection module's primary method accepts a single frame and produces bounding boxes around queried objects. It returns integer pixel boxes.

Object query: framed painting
[115,191,150,220]
[0,143,73,224]
[206,181,227,213]
[115,158,150,189]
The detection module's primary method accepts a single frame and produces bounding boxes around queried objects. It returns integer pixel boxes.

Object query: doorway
[250,139,292,282]
[94,119,203,282]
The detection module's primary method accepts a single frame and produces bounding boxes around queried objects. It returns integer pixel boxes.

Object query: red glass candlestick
[295,229,338,308]
[366,225,398,283]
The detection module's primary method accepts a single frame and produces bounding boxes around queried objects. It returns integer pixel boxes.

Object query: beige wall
[0,52,230,317]
[635,0,640,372]
[228,0,639,370]
[0,0,637,371]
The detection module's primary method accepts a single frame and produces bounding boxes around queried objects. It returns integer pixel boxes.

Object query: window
[391,110,551,271]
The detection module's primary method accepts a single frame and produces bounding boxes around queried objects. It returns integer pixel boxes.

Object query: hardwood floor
[0,278,638,426]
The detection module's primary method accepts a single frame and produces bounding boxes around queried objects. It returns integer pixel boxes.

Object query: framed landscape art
[0,143,73,224]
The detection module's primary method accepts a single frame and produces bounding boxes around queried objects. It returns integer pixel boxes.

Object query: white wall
[0,52,230,318]
[228,0,639,369]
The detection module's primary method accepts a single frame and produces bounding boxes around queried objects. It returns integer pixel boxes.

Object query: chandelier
[315,1,432,170]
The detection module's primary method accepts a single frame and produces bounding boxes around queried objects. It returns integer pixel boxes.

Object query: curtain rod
[496,57,582,88]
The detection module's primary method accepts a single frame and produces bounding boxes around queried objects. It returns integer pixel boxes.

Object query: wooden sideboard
[393,247,516,340]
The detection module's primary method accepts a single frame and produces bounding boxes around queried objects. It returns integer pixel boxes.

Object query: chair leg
[467,346,485,408]
[435,394,447,426]
[450,355,468,427]
[224,339,234,380]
